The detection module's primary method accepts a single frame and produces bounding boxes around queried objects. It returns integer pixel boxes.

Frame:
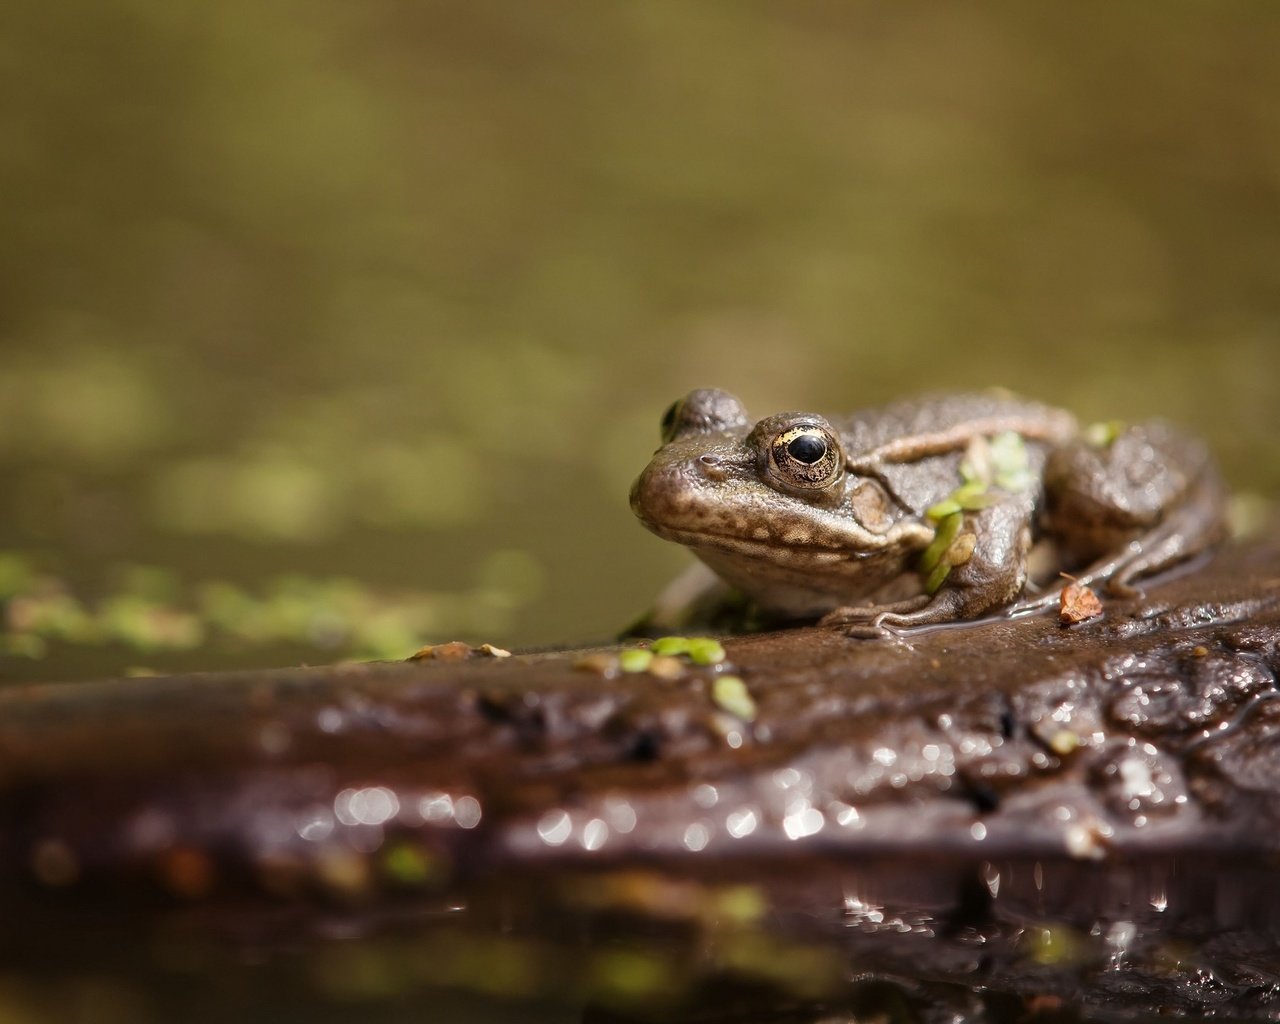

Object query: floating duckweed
[590,948,671,1003]
[0,553,34,600]
[381,842,441,886]
[0,551,497,671]
[712,675,757,721]
[1,633,47,658]
[1084,420,1126,448]
[650,636,692,657]
[1022,924,1089,967]
[686,637,726,665]
[618,648,654,673]
[716,884,766,923]
[719,933,846,1000]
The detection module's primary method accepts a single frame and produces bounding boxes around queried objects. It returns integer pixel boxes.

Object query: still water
[3,2,1279,682]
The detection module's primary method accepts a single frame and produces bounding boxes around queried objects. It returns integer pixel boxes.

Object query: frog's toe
[843,621,893,639]
[821,594,931,627]
[1103,575,1142,599]
[818,605,870,628]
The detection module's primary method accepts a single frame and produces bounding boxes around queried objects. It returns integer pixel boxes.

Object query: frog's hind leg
[1014,427,1228,616]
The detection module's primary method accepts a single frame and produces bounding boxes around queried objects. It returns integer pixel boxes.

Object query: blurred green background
[3,1,1279,683]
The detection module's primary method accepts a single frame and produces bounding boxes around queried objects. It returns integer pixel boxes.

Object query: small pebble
[573,653,619,677]
[1048,730,1080,756]
[647,654,687,680]
[408,641,475,661]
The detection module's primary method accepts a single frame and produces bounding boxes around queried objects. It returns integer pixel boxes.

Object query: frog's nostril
[697,454,728,480]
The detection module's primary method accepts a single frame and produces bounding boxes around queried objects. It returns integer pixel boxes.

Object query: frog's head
[631,390,910,609]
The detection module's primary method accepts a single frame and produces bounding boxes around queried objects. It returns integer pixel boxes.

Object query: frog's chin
[688,543,914,617]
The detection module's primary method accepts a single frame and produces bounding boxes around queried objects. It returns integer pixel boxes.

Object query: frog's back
[830,392,1078,518]
[833,391,1078,458]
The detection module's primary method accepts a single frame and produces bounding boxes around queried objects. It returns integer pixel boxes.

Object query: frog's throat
[646,519,934,564]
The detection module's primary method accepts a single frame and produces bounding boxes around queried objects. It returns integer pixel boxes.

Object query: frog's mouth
[639,518,929,566]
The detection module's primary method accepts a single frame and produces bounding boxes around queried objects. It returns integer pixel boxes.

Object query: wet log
[2,531,1280,1022]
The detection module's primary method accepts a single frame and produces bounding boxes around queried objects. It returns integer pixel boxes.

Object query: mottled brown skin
[630,389,1226,634]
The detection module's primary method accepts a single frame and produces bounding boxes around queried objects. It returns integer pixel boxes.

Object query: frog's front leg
[825,495,1037,637]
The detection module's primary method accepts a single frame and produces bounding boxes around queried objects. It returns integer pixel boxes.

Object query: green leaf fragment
[926,497,961,522]
[920,512,962,573]
[0,552,34,600]
[618,648,654,673]
[954,480,996,510]
[687,637,726,665]
[650,635,691,656]
[590,949,669,1000]
[923,560,952,595]
[717,885,766,923]
[1084,420,1126,448]
[989,431,1032,492]
[930,480,994,523]
[381,842,443,886]
[712,675,757,721]
[996,468,1035,492]
[990,430,1028,469]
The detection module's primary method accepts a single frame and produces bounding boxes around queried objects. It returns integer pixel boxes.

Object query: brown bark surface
[2,532,1279,1022]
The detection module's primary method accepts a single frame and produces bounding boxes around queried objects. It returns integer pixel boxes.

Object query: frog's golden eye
[770,425,842,490]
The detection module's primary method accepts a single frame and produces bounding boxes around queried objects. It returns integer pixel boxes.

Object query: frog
[629,388,1226,636]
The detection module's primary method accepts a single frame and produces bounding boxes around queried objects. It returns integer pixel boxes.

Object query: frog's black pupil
[787,433,827,464]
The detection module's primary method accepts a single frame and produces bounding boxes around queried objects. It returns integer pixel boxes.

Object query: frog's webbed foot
[822,593,975,640]
[818,595,931,629]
